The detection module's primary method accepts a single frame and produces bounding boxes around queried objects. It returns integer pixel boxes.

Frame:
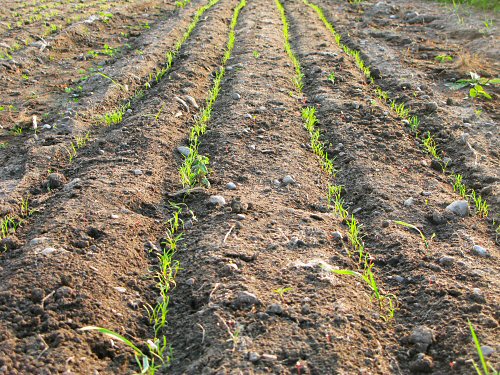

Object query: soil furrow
[165,0,400,373]
[0,0,242,372]
[0,0,203,204]
[313,0,500,218]
[285,0,499,373]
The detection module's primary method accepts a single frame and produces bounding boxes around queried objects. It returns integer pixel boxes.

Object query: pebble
[267,303,283,315]
[41,247,56,255]
[261,354,277,362]
[30,237,49,246]
[234,291,260,307]
[248,352,260,362]
[208,195,226,206]
[184,95,199,109]
[47,173,66,189]
[244,113,253,119]
[232,93,241,100]
[226,182,237,190]
[42,124,51,129]
[439,256,454,267]
[481,345,494,357]
[331,231,342,240]
[472,245,489,257]
[421,191,432,196]
[31,288,44,303]
[394,275,405,283]
[133,169,143,176]
[236,214,246,220]
[425,102,438,113]
[177,146,191,157]
[404,197,414,206]
[445,200,469,217]
[282,175,295,186]
[114,287,127,293]
[110,214,120,219]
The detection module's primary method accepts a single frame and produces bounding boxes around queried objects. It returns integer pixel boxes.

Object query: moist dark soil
[0,0,498,374]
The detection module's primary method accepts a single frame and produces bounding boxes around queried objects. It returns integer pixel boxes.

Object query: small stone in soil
[114,287,127,293]
[232,93,241,100]
[282,175,295,185]
[439,256,454,266]
[331,231,342,240]
[226,182,237,190]
[234,291,260,307]
[133,169,143,176]
[404,197,414,206]
[208,195,226,206]
[261,354,277,362]
[445,200,469,217]
[177,146,191,157]
[267,303,283,315]
[472,245,489,257]
[409,325,434,349]
[237,214,246,220]
[481,345,494,357]
[41,247,56,255]
[248,352,260,362]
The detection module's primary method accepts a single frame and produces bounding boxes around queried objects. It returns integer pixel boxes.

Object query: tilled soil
[0,0,498,374]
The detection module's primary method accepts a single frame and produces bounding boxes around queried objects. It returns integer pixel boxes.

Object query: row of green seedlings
[59,0,221,165]
[1,196,35,252]
[81,203,186,374]
[179,0,247,188]
[275,0,395,321]
[303,0,490,219]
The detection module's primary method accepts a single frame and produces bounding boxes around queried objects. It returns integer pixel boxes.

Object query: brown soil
[0,0,498,374]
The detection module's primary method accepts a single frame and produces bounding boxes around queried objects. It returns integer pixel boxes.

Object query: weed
[252,50,260,58]
[468,320,498,375]
[328,71,335,84]
[435,55,453,63]
[0,142,8,149]
[273,287,292,301]
[448,72,499,100]
[393,220,430,248]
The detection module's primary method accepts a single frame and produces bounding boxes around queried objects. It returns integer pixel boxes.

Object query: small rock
[55,286,74,299]
[439,256,454,267]
[248,352,260,362]
[445,200,469,217]
[208,195,226,206]
[410,353,434,373]
[184,95,199,109]
[231,93,241,100]
[472,245,489,257]
[133,169,143,176]
[234,291,260,307]
[404,197,414,206]
[421,191,432,196]
[244,113,253,119]
[226,182,237,190]
[114,287,127,293]
[267,303,283,315]
[41,247,56,255]
[30,237,49,246]
[430,159,443,172]
[282,175,295,186]
[177,146,191,157]
[237,214,246,220]
[331,231,342,240]
[394,275,405,283]
[186,278,195,286]
[42,124,51,129]
[382,220,391,228]
[481,345,494,357]
[47,173,66,189]
[110,214,120,219]
[261,354,277,362]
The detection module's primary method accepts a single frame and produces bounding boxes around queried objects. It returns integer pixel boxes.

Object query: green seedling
[422,131,439,159]
[468,320,498,375]
[327,184,348,219]
[79,326,167,374]
[252,50,260,58]
[0,142,8,149]
[273,287,292,301]
[87,50,99,59]
[393,220,430,248]
[101,44,117,57]
[470,190,489,218]
[328,71,335,84]
[435,55,453,63]
[452,174,468,198]
[1,216,21,240]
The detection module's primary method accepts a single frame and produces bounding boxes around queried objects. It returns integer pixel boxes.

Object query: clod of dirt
[438,256,455,267]
[409,353,434,373]
[248,352,261,363]
[184,95,199,109]
[41,247,57,256]
[233,291,260,309]
[230,198,248,213]
[267,303,283,315]
[30,288,44,303]
[0,236,21,251]
[47,173,66,189]
[409,325,434,352]
[445,200,469,217]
